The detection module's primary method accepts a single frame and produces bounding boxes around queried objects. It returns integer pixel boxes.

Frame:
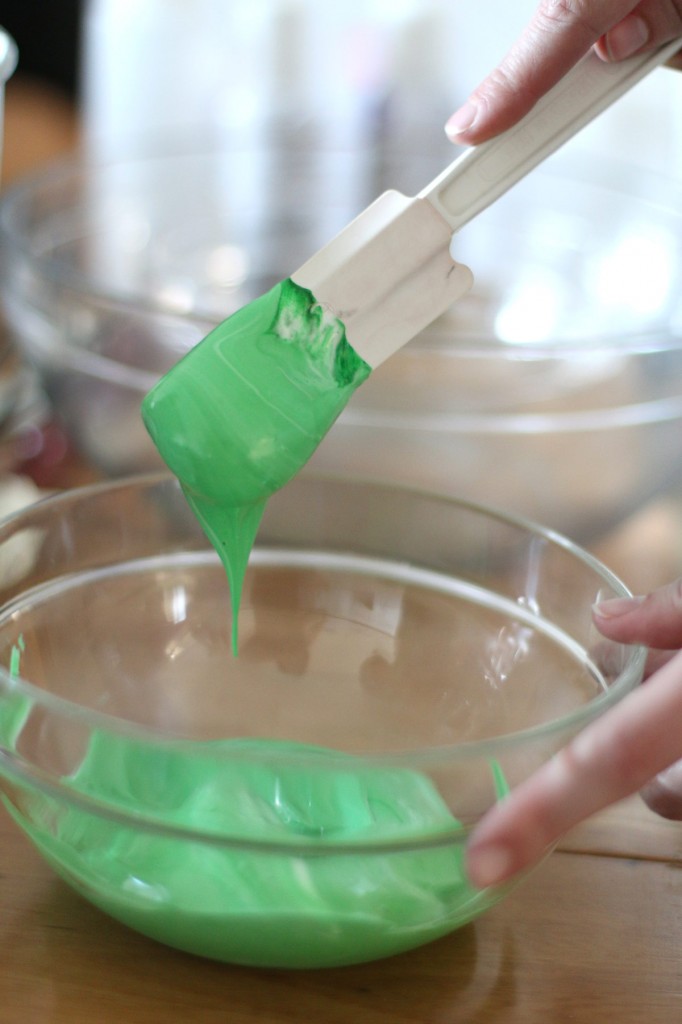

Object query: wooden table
[2,75,80,186]
[2,795,682,1023]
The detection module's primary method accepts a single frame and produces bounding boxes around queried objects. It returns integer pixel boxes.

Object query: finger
[466,648,682,889]
[594,0,682,61]
[445,0,641,143]
[593,579,682,649]
[641,757,682,818]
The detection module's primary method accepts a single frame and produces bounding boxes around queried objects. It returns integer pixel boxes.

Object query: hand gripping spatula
[292,39,681,368]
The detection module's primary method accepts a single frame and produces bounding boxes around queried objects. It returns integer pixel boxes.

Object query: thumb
[593,579,682,648]
[595,1,682,64]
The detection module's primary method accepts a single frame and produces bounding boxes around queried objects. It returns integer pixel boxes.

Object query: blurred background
[5,1,681,176]
[1,0,682,591]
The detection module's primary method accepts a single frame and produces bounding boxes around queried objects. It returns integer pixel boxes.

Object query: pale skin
[443,1,682,889]
[445,0,682,144]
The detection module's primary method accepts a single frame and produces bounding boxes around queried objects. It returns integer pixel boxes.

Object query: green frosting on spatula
[142,278,370,652]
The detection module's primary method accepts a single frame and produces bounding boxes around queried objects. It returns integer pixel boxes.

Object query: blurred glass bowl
[0,473,643,967]
[1,148,682,539]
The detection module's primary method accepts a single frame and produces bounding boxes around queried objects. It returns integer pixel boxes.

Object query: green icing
[1,641,507,967]
[0,635,32,749]
[141,278,370,652]
[5,730,481,968]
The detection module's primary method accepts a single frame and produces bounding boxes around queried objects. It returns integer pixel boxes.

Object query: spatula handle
[421,39,681,233]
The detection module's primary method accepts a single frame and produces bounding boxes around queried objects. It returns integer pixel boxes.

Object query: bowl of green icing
[0,475,644,968]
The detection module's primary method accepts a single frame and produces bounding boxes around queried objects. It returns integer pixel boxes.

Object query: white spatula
[293,40,681,367]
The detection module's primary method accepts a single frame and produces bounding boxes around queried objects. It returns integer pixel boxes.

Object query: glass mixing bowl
[1,148,681,539]
[0,474,644,967]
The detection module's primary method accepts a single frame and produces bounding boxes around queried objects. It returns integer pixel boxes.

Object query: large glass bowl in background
[1,147,682,540]
[0,474,644,967]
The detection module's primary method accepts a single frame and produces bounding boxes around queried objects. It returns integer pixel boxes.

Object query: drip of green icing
[9,633,24,677]
[142,278,370,652]
[1,634,30,748]
[182,489,265,655]
[490,758,510,801]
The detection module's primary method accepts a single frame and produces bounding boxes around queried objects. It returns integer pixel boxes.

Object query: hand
[445,0,682,144]
[466,578,682,889]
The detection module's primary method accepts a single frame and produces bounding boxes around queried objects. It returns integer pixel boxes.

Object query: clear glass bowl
[0,474,644,967]
[1,148,681,541]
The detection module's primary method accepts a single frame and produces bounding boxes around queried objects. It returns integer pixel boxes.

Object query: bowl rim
[0,471,647,850]
[0,471,646,727]
[3,155,682,436]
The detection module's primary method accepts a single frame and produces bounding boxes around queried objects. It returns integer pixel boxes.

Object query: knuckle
[638,579,682,647]
[536,0,601,36]
[475,63,537,113]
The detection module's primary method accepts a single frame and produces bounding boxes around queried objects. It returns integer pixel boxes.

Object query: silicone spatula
[292,39,681,369]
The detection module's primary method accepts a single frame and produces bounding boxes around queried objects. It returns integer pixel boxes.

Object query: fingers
[594,578,682,649]
[640,758,682,818]
[595,0,682,61]
[466,648,682,888]
[445,0,640,142]
[594,10,650,59]
[446,0,682,144]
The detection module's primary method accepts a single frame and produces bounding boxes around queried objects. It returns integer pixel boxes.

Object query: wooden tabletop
[2,75,80,186]
[2,795,682,1023]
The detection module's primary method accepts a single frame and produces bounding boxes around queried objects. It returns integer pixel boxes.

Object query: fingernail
[445,100,478,139]
[467,844,513,889]
[603,14,649,61]
[593,595,644,619]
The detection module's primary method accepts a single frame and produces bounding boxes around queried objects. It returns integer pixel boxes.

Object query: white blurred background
[82,0,682,174]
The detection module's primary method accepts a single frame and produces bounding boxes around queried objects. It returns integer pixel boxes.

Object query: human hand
[445,0,682,144]
[466,578,682,889]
